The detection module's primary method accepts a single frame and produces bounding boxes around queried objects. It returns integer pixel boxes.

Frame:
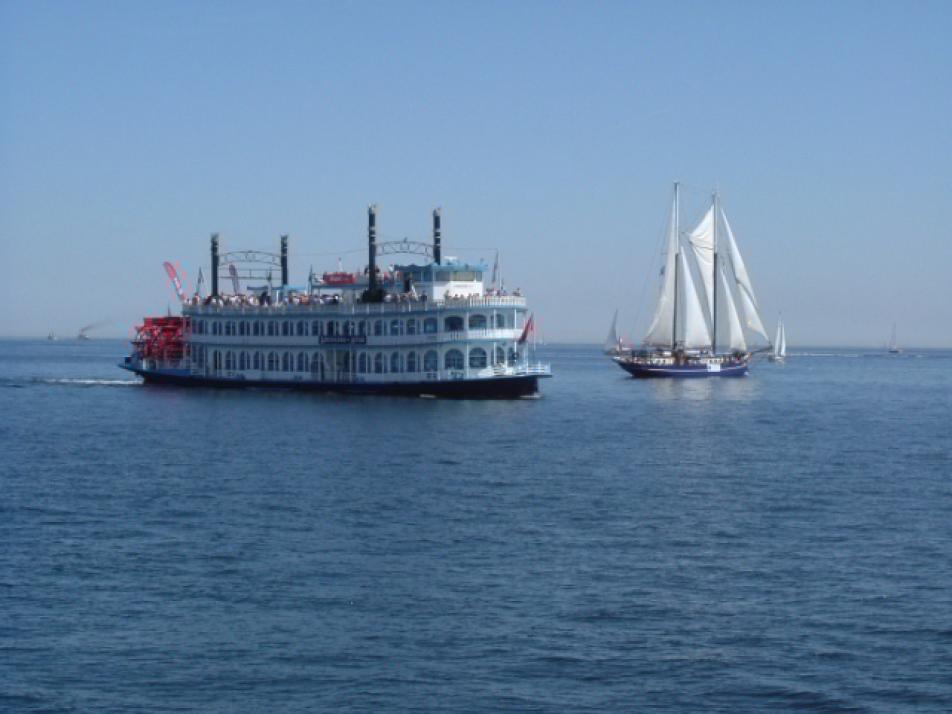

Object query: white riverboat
[121,207,551,398]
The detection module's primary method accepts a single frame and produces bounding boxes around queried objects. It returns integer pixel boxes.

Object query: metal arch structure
[218,250,282,282]
[376,238,434,261]
[219,250,282,267]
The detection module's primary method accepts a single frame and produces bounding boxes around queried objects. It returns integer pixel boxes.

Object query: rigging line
[631,200,673,343]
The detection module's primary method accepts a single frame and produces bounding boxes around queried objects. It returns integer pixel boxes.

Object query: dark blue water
[3,339,952,712]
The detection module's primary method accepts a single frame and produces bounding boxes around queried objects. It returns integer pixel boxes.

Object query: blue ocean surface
[2,339,951,712]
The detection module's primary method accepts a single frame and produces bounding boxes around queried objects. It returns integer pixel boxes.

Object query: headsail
[720,208,768,341]
[719,264,747,352]
[644,193,679,348]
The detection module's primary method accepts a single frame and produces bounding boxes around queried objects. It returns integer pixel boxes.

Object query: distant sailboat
[603,309,624,355]
[769,318,786,363]
[613,183,770,378]
[887,324,902,354]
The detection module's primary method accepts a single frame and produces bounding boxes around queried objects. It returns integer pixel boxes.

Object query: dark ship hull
[613,356,749,378]
[121,364,544,399]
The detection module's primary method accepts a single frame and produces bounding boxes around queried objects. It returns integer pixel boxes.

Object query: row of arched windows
[193,313,508,338]
[204,350,327,373]
[204,346,515,374]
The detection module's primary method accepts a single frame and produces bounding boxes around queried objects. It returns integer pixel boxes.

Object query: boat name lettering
[319,336,367,345]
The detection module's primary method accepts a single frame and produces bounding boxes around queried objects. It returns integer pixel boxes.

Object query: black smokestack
[362,204,383,302]
[280,235,289,287]
[211,233,219,297]
[433,208,442,264]
[368,205,377,291]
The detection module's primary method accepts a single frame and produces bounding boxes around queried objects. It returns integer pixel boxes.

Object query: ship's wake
[1,377,141,388]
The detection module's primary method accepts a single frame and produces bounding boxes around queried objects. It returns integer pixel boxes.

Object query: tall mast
[672,182,680,350]
[711,192,718,354]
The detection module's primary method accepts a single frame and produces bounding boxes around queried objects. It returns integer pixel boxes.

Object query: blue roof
[393,260,488,272]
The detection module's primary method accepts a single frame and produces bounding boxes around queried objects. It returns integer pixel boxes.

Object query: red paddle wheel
[133,316,186,363]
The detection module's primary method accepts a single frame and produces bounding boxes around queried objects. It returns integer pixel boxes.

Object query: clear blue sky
[2,1,950,345]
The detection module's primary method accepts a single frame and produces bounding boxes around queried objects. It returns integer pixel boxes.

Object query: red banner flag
[163,261,186,302]
[518,313,534,344]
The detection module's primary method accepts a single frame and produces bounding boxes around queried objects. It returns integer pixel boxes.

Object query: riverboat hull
[613,357,748,378]
[120,364,545,398]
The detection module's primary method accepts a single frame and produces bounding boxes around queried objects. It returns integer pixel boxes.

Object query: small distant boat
[612,183,770,378]
[887,324,902,354]
[603,309,626,355]
[768,318,786,363]
[47,332,57,341]
[77,320,108,341]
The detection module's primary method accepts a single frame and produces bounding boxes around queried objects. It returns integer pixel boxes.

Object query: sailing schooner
[613,182,770,378]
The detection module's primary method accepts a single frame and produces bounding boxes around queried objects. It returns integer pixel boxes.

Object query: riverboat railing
[186,327,523,347]
[182,294,527,316]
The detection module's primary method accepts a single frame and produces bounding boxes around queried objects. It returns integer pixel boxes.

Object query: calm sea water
[2,338,952,712]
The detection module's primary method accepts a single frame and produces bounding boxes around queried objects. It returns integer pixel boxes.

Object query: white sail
[888,324,899,351]
[719,264,747,352]
[604,309,620,354]
[687,206,715,322]
[679,251,712,349]
[720,208,768,341]
[773,319,786,359]
[644,196,679,347]
[736,287,765,342]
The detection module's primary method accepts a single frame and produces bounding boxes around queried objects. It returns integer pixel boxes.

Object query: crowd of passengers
[190,287,522,308]
[627,349,750,366]
[192,292,350,308]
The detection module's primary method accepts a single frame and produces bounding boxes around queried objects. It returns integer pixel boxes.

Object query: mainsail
[687,206,715,324]
[644,195,679,347]
[720,208,768,341]
[679,251,711,348]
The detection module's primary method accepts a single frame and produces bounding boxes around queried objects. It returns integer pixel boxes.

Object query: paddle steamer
[121,207,550,397]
